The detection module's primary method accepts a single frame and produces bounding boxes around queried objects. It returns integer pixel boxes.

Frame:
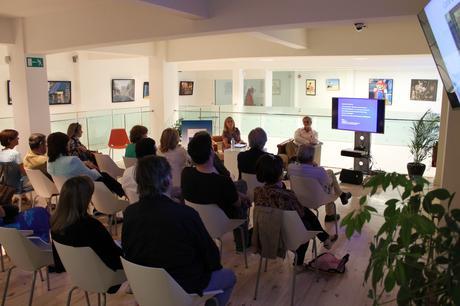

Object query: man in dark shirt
[237,127,268,180]
[122,156,236,306]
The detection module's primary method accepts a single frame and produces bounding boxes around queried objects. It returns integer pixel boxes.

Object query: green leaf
[435,256,449,265]
[430,204,445,219]
[451,209,460,222]
[384,270,396,292]
[364,205,378,213]
[345,219,355,238]
[399,218,411,247]
[367,289,374,299]
[412,215,435,235]
[428,188,451,200]
[395,262,407,286]
[359,196,367,206]
[402,189,411,200]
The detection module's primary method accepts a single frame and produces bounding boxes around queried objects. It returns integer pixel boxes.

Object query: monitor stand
[353,132,371,174]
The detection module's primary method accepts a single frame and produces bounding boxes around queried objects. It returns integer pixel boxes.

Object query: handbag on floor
[306,252,350,273]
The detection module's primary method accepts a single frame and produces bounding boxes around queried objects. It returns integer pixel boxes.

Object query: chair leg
[28,270,38,306]
[333,203,338,236]
[46,268,50,291]
[239,227,248,269]
[253,256,263,300]
[84,291,91,306]
[291,254,297,306]
[66,286,78,306]
[38,268,44,281]
[264,258,268,272]
[0,244,4,272]
[102,293,106,306]
[97,293,101,306]
[313,239,319,281]
[2,266,15,306]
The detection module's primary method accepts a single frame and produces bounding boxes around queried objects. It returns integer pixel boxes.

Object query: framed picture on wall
[112,79,135,102]
[48,81,71,105]
[326,79,340,91]
[410,79,438,101]
[272,79,281,95]
[143,82,149,98]
[306,79,316,96]
[369,78,393,105]
[6,80,12,105]
[179,81,194,95]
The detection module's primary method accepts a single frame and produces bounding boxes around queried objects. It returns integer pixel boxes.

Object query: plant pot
[407,162,426,179]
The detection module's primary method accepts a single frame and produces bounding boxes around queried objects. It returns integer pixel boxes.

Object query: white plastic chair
[122,157,137,169]
[53,241,126,306]
[0,228,53,306]
[290,175,338,236]
[51,175,69,193]
[184,200,248,268]
[25,169,59,210]
[91,182,130,235]
[241,172,263,203]
[121,257,223,306]
[94,154,124,179]
[253,210,320,306]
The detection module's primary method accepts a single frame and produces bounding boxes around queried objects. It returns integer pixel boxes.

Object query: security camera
[353,22,367,32]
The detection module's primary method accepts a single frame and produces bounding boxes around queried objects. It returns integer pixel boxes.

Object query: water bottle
[230,137,235,149]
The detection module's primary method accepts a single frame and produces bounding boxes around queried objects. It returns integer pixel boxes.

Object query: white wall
[178,70,232,106]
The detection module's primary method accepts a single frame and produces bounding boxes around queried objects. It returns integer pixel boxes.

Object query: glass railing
[177,105,438,176]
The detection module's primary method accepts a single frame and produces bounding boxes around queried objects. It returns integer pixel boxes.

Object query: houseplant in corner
[407,110,440,178]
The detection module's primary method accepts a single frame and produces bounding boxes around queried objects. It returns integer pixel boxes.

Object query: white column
[149,41,178,142]
[232,68,244,107]
[7,19,50,156]
[264,69,272,107]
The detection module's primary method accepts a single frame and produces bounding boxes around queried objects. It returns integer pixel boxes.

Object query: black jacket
[237,147,267,179]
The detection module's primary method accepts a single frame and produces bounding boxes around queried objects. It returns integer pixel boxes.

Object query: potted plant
[407,110,440,178]
[341,173,460,306]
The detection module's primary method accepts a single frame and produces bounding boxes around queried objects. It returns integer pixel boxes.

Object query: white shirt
[118,165,138,204]
[293,128,318,146]
[0,148,22,164]
[158,146,191,188]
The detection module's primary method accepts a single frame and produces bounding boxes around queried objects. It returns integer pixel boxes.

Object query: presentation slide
[337,98,378,133]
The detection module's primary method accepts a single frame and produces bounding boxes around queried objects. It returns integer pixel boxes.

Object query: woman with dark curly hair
[125,125,148,158]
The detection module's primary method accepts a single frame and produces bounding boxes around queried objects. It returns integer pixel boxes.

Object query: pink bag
[307,252,349,273]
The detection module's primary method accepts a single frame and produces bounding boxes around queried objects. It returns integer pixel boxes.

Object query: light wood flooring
[0,182,401,306]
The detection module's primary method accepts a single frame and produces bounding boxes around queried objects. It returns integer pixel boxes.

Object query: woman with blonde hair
[222,116,244,150]
[158,128,189,188]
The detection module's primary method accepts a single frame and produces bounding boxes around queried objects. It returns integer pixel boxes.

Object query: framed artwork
[112,79,135,102]
[179,81,194,95]
[326,79,340,91]
[143,82,149,98]
[48,81,71,105]
[6,80,12,105]
[306,79,316,96]
[272,79,281,95]
[369,79,393,105]
[410,79,438,101]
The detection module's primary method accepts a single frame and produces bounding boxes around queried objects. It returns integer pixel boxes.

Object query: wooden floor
[0,182,400,306]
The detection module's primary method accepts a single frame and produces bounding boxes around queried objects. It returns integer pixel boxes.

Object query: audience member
[47,132,125,197]
[237,127,267,180]
[288,144,351,222]
[125,125,148,158]
[119,137,156,204]
[293,116,318,146]
[51,176,123,291]
[23,133,48,175]
[182,131,249,251]
[222,116,243,150]
[67,122,97,164]
[254,154,336,266]
[122,156,236,306]
[158,128,190,187]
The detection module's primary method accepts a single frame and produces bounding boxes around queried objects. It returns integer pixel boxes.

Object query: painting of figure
[369,79,393,105]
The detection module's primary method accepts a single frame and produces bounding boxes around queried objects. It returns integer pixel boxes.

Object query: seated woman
[254,154,336,267]
[125,125,148,158]
[67,123,97,165]
[51,176,123,289]
[122,155,236,305]
[158,128,190,188]
[47,132,125,197]
[222,116,244,150]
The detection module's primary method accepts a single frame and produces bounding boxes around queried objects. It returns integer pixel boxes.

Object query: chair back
[51,175,70,193]
[108,129,130,149]
[121,257,194,306]
[0,227,52,271]
[54,241,126,293]
[0,162,22,188]
[241,172,263,203]
[92,181,129,215]
[289,175,335,210]
[123,157,137,169]
[25,169,58,198]
[94,154,124,179]
[281,211,319,251]
[184,200,230,238]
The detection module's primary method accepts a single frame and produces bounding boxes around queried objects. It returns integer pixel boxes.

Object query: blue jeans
[203,268,236,306]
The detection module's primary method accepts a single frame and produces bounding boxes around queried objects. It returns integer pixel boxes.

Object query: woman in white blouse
[158,128,190,188]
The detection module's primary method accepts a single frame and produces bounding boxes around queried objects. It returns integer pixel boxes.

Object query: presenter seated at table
[222,116,245,150]
[288,144,352,222]
[237,127,268,180]
[293,116,319,146]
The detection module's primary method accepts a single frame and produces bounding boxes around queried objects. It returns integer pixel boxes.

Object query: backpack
[306,252,350,273]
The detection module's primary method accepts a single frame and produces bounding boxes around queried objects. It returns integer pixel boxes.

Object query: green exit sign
[26,57,44,68]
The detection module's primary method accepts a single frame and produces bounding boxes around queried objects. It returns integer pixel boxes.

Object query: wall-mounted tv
[418,0,460,108]
[332,97,385,134]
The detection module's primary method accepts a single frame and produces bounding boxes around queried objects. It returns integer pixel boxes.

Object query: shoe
[205,297,219,306]
[324,214,340,223]
[323,237,336,250]
[340,192,352,205]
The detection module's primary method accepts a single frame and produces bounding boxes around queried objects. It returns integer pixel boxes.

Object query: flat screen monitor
[332,97,385,134]
[418,0,460,108]
[180,120,213,146]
